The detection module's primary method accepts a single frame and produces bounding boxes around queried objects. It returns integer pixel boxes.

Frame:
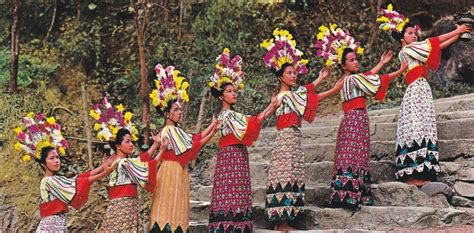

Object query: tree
[130,0,151,146]
[8,0,21,93]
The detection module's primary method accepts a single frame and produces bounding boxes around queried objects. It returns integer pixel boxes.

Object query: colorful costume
[148,64,199,233]
[314,24,388,207]
[90,98,158,232]
[14,113,92,232]
[261,29,317,222]
[377,5,441,181]
[208,49,261,232]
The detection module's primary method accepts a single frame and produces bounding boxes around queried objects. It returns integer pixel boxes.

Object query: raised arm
[199,121,220,146]
[384,60,408,81]
[318,78,343,101]
[257,94,281,123]
[201,115,219,138]
[369,50,393,75]
[146,131,161,157]
[437,24,471,43]
[310,67,331,87]
[88,160,118,183]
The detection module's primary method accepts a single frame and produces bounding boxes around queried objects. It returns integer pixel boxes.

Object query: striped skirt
[149,160,190,233]
[395,78,440,181]
[265,126,305,222]
[329,108,374,208]
[36,213,67,232]
[209,144,252,233]
[100,197,140,232]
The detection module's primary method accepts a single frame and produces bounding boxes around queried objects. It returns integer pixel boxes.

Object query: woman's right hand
[456,24,472,34]
[159,137,169,152]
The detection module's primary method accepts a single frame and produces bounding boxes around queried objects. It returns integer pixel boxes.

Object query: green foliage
[0,44,58,88]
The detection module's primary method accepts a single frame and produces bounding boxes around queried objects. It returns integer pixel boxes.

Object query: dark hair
[110,128,131,151]
[339,47,355,69]
[274,63,293,78]
[155,99,178,116]
[37,146,55,165]
[210,82,233,98]
[391,23,416,43]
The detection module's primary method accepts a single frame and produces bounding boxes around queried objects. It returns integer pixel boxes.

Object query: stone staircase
[188,93,474,232]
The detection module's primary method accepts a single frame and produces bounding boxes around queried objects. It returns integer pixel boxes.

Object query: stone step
[303,109,474,130]
[254,117,474,146]
[189,203,474,231]
[298,94,474,128]
[190,181,449,208]
[249,139,474,163]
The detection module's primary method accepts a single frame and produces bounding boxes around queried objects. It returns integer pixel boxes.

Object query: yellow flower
[182,93,189,102]
[174,76,184,89]
[325,59,334,66]
[382,24,391,31]
[376,16,389,23]
[209,82,214,87]
[27,112,35,118]
[111,127,119,136]
[300,59,309,65]
[131,126,138,134]
[223,48,230,53]
[154,79,160,88]
[14,127,22,135]
[58,147,66,155]
[14,142,22,151]
[260,39,274,49]
[46,117,56,125]
[124,112,133,121]
[396,22,405,32]
[181,82,189,91]
[357,47,364,55]
[238,83,245,90]
[387,4,393,11]
[93,123,101,131]
[152,98,159,107]
[316,32,325,41]
[89,109,100,120]
[337,47,345,60]
[318,25,329,33]
[132,134,138,141]
[22,155,31,162]
[330,23,338,31]
[116,104,125,112]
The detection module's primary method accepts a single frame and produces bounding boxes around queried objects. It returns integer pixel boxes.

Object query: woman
[90,97,164,232]
[208,48,280,233]
[148,64,219,233]
[377,4,472,186]
[315,23,407,208]
[14,113,115,232]
[261,28,342,230]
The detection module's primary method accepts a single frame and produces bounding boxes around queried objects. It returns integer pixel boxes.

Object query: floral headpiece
[150,64,189,111]
[89,97,139,142]
[260,28,309,74]
[209,48,245,91]
[314,23,364,66]
[14,112,69,162]
[376,4,419,33]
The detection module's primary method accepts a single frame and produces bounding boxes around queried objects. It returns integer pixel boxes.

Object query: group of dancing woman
[14,4,471,233]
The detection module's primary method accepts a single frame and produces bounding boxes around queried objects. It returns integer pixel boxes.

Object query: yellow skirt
[149,160,190,232]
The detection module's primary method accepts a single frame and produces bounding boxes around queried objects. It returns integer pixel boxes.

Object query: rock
[457,168,474,181]
[451,195,474,208]
[454,182,474,198]
[429,17,474,84]
[373,182,449,208]
[420,182,454,198]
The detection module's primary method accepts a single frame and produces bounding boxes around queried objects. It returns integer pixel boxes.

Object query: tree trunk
[178,0,184,40]
[44,0,58,43]
[9,0,21,93]
[366,0,384,50]
[75,0,82,23]
[163,0,169,36]
[131,0,151,146]
[81,84,94,169]
[195,92,209,134]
